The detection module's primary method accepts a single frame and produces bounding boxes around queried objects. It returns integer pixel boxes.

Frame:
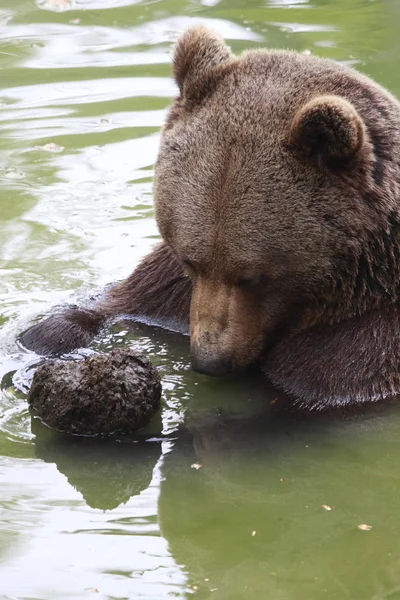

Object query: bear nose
[191,353,233,377]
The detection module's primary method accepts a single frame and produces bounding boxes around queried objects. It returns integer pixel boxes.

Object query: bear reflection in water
[32,358,400,599]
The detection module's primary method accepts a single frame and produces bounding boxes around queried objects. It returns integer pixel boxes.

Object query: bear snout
[191,347,233,377]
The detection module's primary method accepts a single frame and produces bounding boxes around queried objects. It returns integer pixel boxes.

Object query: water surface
[1,0,400,598]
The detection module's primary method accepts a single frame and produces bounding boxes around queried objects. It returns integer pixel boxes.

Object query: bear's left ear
[173,26,233,103]
[290,95,366,169]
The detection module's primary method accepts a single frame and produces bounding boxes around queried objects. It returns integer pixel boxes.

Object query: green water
[2,0,400,598]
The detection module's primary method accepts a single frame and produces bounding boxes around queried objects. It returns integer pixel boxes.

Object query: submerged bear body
[20,27,400,408]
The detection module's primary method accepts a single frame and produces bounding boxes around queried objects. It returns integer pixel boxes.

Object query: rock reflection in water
[32,419,162,511]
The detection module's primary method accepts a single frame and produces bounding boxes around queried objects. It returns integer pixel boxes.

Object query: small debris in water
[36,0,74,11]
[191,463,202,470]
[322,505,332,511]
[42,142,64,153]
[358,524,372,531]
[4,169,25,180]
[279,478,284,482]
[251,530,257,537]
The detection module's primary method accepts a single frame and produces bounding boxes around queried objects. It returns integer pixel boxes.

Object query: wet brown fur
[20,244,191,356]
[20,26,400,408]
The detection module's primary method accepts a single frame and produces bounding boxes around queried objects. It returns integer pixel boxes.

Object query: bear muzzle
[189,276,266,376]
[190,346,233,377]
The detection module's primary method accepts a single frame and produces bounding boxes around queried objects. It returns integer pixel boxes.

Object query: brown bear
[20,26,400,408]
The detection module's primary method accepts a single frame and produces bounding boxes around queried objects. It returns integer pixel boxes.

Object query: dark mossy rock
[27,348,161,436]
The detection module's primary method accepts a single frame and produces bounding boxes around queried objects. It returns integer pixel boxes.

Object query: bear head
[154,26,400,377]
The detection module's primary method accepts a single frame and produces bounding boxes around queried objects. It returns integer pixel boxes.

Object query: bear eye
[236,275,265,289]
[182,259,196,277]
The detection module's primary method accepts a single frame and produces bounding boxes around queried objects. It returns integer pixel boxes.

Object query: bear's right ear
[173,26,233,103]
[290,95,366,169]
